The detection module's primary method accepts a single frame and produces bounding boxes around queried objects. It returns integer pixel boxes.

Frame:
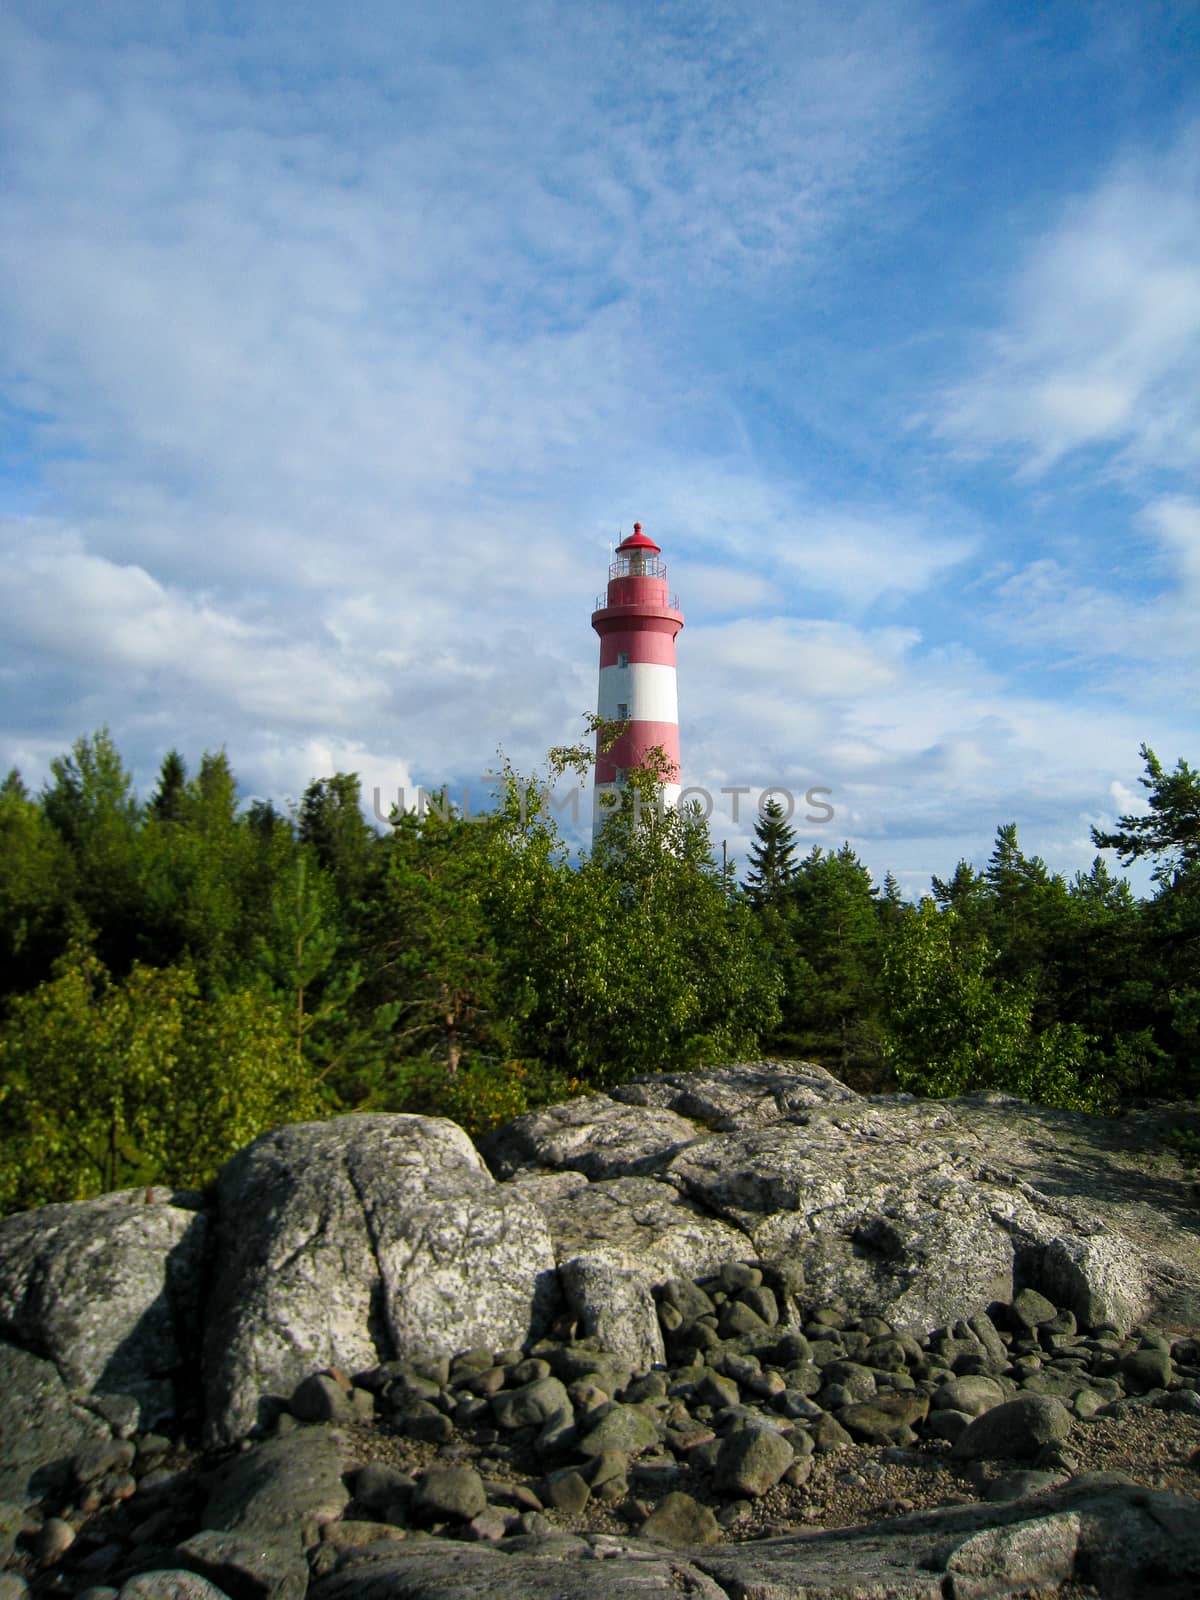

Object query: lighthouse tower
[591,522,684,829]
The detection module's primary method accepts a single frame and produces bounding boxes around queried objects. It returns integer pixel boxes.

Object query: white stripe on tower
[590,521,684,833]
[597,662,679,726]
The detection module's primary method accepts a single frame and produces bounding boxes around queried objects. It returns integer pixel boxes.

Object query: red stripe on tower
[590,521,684,831]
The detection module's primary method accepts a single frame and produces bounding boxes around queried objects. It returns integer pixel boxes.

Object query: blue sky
[1,0,1197,894]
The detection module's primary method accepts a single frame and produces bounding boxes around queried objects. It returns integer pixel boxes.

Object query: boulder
[531,1174,750,1283]
[200,1426,349,1548]
[498,1066,1200,1339]
[640,1492,721,1548]
[558,1254,665,1370]
[0,1342,109,1501]
[203,1115,557,1441]
[712,1424,795,1497]
[610,1060,858,1128]
[0,1189,209,1431]
[954,1395,1075,1461]
[480,1094,699,1181]
[667,1116,1026,1333]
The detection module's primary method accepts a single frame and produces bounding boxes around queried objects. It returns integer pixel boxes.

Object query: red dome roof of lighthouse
[616,521,660,555]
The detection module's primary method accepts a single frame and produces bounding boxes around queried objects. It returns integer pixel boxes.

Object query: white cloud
[0,4,1194,899]
[1143,494,1200,588]
[978,495,1200,704]
[938,125,1200,476]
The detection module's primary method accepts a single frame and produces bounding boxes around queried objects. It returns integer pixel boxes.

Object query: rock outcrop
[1,1061,1199,1600]
[488,1062,1199,1336]
[204,1114,558,1441]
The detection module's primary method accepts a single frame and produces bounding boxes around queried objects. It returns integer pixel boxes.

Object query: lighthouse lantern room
[591,522,684,829]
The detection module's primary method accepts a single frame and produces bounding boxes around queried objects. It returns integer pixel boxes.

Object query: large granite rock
[0,1343,108,1501]
[481,1094,699,1181]
[493,1065,1200,1337]
[514,1173,751,1368]
[0,1187,209,1431]
[305,1482,1200,1600]
[203,1115,557,1442]
[610,1059,859,1127]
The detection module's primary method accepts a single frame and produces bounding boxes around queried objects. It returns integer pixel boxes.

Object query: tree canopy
[0,728,1194,1215]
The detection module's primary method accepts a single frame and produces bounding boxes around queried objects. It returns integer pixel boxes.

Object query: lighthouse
[591,522,684,830]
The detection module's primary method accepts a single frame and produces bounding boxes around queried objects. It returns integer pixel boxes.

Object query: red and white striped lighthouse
[591,522,684,829]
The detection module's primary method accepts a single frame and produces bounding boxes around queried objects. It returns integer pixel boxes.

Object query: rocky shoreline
[2,1062,1199,1598]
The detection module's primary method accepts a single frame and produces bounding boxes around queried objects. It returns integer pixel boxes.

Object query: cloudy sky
[2,0,1197,893]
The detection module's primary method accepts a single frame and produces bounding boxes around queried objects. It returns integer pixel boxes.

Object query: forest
[0,728,1196,1216]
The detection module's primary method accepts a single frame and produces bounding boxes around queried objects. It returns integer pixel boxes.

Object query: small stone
[534,1404,577,1458]
[837,1394,928,1446]
[291,1372,354,1423]
[37,1518,75,1565]
[593,1473,628,1504]
[927,1409,972,1445]
[954,1395,1074,1461]
[73,1438,136,1485]
[118,1576,233,1600]
[354,1463,414,1514]
[567,1381,608,1415]
[717,1500,753,1528]
[414,1466,486,1522]
[741,1286,779,1326]
[713,1425,795,1497]
[820,1361,876,1401]
[576,1404,660,1458]
[492,1376,572,1430]
[1120,1348,1172,1393]
[811,1412,854,1452]
[319,1520,405,1548]
[719,1263,763,1294]
[588,1450,629,1489]
[718,1301,769,1338]
[464,1365,507,1396]
[696,1372,740,1410]
[403,1412,454,1443]
[545,1469,590,1515]
[465,1510,509,1542]
[932,1375,1007,1417]
[509,1358,552,1385]
[641,1492,721,1548]
[1011,1288,1059,1330]
[1072,1388,1106,1419]
[782,1458,813,1487]
[984,1468,1068,1501]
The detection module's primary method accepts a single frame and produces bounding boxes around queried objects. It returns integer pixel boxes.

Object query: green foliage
[0,943,317,1212]
[396,1055,583,1141]
[372,792,512,1074]
[879,902,1096,1110]
[769,843,883,1074]
[0,770,76,998]
[1092,743,1200,880]
[41,730,143,977]
[528,760,780,1085]
[3,726,1199,1213]
[745,800,798,906]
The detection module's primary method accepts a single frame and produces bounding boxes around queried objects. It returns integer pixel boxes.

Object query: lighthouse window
[617,652,629,668]
[617,703,629,720]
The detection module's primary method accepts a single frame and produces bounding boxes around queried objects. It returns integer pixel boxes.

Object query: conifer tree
[745,799,798,906]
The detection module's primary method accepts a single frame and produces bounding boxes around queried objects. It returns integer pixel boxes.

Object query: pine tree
[148,750,188,822]
[745,800,798,906]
